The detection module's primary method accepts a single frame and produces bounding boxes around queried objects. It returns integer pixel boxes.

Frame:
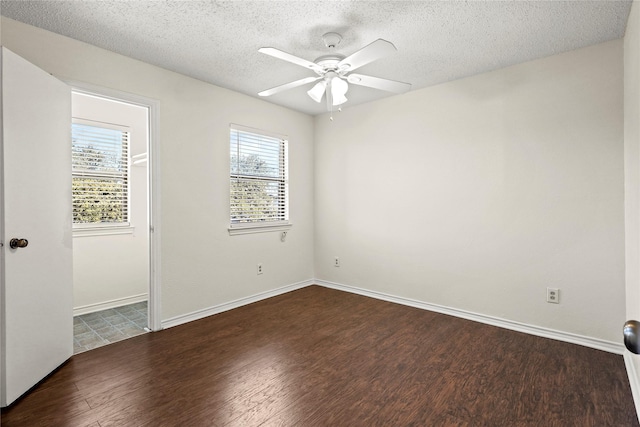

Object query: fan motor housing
[314,54,346,71]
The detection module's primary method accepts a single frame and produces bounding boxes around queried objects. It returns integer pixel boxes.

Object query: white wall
[315,40,625,343]
[0,17,315,321]
[0,16,627,346]
[624,0,640,406]
[72,92,149,314]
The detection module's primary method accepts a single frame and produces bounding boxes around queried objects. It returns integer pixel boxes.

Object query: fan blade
[347,74,411,93]
[338,39,397,72]
[258,76,321,97]
[259,47,324,73]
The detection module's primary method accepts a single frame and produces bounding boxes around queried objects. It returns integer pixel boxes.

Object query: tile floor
[73,301,148,354]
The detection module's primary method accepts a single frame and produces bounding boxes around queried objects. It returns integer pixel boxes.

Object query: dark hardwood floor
[2,285,637,426]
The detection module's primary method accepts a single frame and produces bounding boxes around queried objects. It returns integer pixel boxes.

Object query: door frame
[68,81,162,332]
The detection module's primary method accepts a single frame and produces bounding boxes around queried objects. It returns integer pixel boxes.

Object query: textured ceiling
[1,1,633,116]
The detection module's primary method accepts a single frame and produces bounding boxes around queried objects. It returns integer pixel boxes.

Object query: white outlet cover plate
[546,287,559,304]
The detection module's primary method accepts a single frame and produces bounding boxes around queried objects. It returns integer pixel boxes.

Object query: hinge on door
[150,226,154,233]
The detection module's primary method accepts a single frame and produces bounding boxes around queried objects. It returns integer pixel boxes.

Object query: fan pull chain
[327,79,334,121]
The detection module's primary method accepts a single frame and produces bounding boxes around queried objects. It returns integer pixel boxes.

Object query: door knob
[624,320,640,354]
[9,238,28,249]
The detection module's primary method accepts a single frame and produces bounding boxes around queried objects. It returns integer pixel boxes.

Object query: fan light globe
[331,77,348,106]
[307,81,327,103]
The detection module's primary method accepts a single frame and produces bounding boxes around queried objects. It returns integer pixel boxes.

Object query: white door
[1,48,73,407]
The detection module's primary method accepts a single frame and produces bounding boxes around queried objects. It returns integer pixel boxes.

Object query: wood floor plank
[2,285,637,426]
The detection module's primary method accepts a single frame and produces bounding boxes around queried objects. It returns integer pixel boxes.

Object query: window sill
[73,226,135,238]
[228,222,292,236]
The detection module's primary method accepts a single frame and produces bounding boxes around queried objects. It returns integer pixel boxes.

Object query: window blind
[72,122,130,225]
[230,127,288,225]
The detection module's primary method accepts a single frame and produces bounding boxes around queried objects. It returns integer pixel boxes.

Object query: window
[229,125,289,232]
[72,120,130,227]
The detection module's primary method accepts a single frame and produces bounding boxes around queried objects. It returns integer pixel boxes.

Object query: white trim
[72,117,130,133]
[315,279,625,355]
[131,152,147,167]
[230,123,288,141]
[228,222,292,236]
[161,279,314,329]
[0,49,7,406]
[160,278,625,354]
[624,352,640,424]
[73,226,135,237]
[148,99,162,332]
[157,276,635,417]
[73,293,148,316]
[66,80,162,333]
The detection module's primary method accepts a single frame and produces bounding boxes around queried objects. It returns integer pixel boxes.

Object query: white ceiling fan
[258,32,411,116]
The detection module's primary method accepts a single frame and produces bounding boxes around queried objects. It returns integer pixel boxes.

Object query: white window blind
[72,121,130,226]
[230,126,288,226]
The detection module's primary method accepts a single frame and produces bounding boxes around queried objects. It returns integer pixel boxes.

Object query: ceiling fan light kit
[307,80,326,103]
[258,32,411,120]
[330,76,349,105]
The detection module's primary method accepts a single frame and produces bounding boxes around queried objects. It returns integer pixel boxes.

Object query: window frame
[71,118,132,234]
[228,124,291,235]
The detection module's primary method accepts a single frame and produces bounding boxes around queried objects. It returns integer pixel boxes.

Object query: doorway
[70,89,156,353]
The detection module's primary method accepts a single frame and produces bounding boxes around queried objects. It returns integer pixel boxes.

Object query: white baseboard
[315,279,625,355]
[624,352,640,424]
[155,278,633,417]
[161,279,314,330]
[74,293,148,316]
[160,278,623,354]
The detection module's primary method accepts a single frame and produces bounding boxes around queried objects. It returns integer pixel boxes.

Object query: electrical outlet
[257,263,263,275]
[547,287,559,304]
[334,257,340,267]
